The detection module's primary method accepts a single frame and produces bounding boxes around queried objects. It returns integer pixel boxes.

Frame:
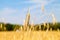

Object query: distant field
[0,31,60,40]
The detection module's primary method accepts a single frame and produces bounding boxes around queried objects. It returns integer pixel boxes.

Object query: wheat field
[0,31,60,40]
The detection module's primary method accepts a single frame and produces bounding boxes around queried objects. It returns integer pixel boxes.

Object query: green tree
[5,23,14,31]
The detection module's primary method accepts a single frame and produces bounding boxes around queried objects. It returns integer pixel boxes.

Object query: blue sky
[0,0,60,24]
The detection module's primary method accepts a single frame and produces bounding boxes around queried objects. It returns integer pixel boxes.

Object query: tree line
[0,22,60,31]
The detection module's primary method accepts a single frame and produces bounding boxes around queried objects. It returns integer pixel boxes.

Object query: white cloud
[16,0,54,11]
[0,8,18,15]
[27,0,54,10]
[30,0,48,4]
[0,8,19,23]
[0,7,28,24]
[0,0,55,24]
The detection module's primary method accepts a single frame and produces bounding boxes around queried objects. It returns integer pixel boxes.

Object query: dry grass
[0,31,60,40]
